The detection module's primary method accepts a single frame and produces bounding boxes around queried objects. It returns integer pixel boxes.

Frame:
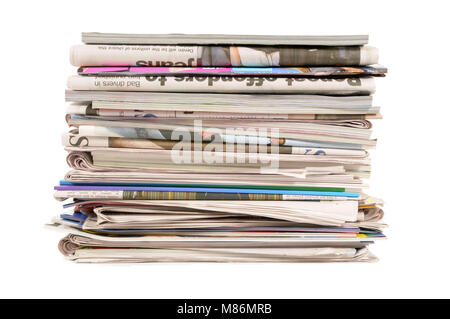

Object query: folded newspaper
[50,33,387,263]
[70,44,378,67]
[81,33,369,46]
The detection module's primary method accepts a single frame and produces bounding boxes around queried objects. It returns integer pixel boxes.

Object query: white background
[1,0,449,298]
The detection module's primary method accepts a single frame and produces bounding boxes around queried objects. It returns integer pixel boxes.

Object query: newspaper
[74,203,384,231]
[66,105,377,123]
[58,232,371,249]
[65,90,374,108]
[68,117,373,138]
[54,190,354,202]
[81,32,369,46]
[63,148,371,178]
[70,44,378,67]
[62,133,370,156]
[67,118,375,146]
[67,126,366,148]
[67,75,376,95]
[64,169,366,189]
[61,244,377,263]
[78,65,387,77]
[64,149,371,179]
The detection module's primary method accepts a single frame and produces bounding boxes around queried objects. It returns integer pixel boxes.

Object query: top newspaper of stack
[82,32,369,46]
[71,33,379,67]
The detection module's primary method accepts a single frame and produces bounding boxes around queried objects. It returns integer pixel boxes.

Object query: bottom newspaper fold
[58,233,377,263]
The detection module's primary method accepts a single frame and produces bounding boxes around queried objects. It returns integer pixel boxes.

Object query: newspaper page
[70,45,378,67]
[67,75,376,94]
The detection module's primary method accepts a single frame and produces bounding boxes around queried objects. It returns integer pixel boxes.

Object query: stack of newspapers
[50,32,387,263]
